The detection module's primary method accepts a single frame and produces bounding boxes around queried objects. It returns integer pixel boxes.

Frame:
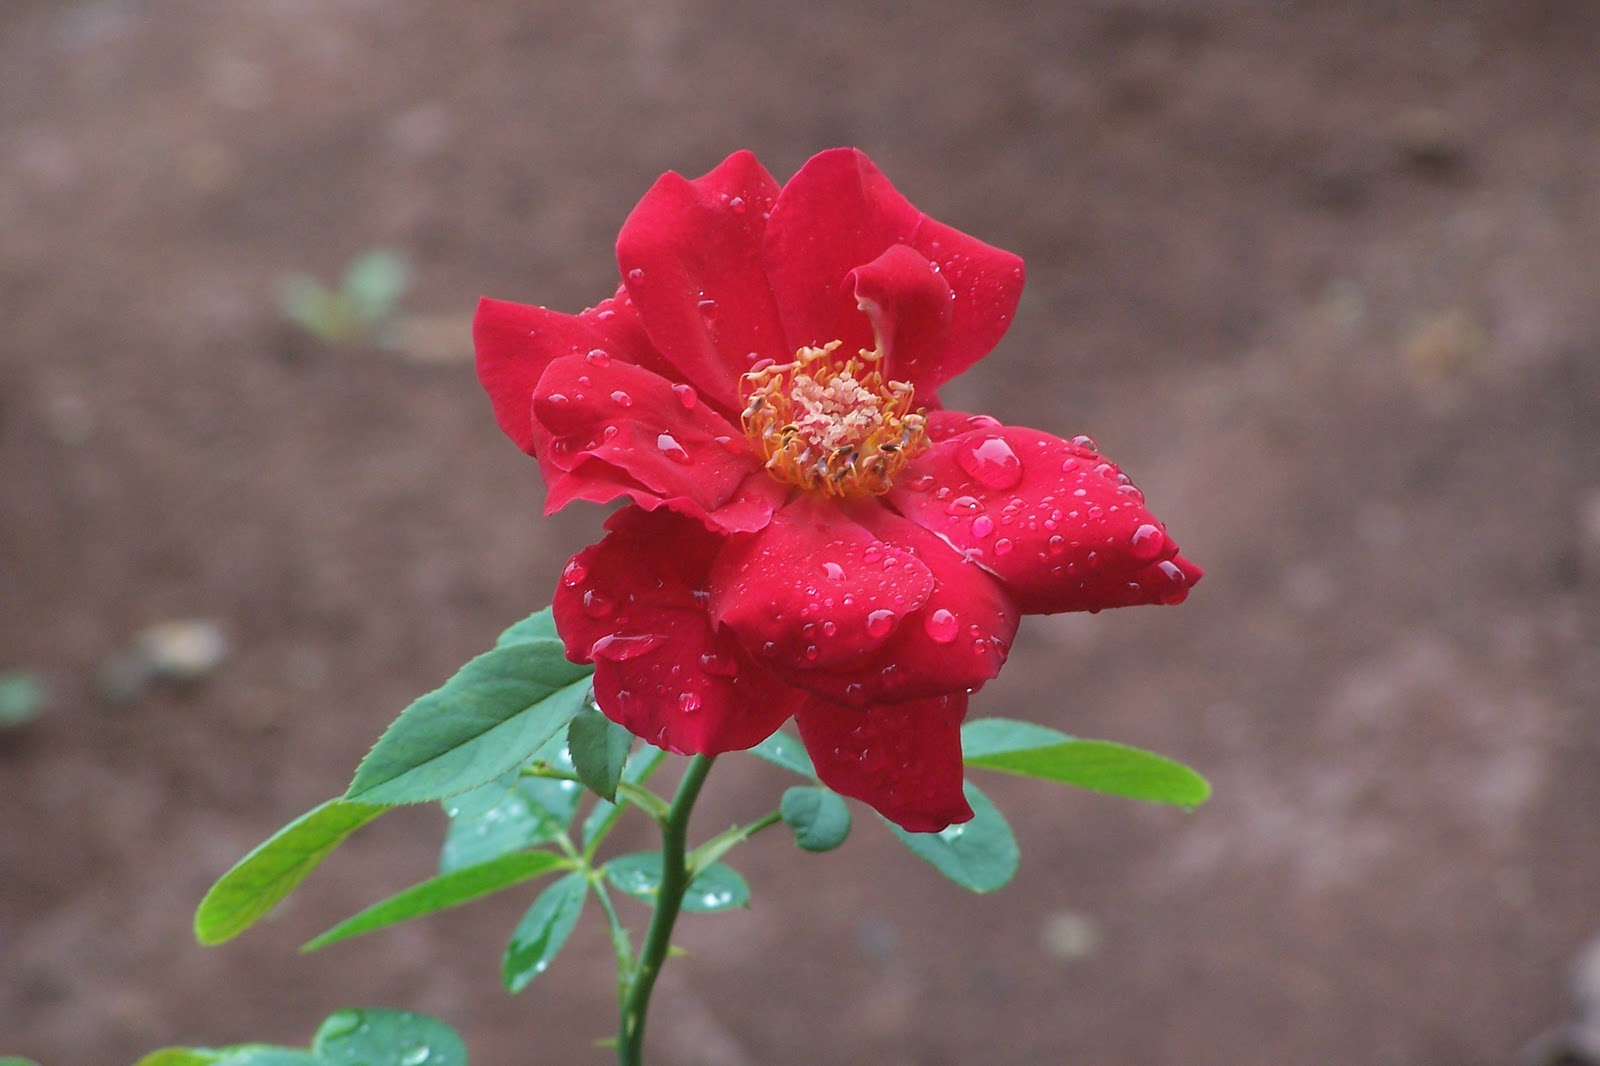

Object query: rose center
[740,341,927,498]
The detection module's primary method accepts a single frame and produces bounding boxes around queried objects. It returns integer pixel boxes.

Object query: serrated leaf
[494,607,559,647]
[747,729,814,777]
[303,850,568,951]
[962,717,1209,807]
[567,710,632,802]
[195,799,387,945]
[889,782,1018,893]
[780,786,851,852]
[439,736,582,874]
[346,639,593,805]
[503,871,588,993]
[313,1007,466,1066]
[603,852,750,912]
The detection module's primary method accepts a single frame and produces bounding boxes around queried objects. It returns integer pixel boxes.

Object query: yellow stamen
[740,341,927,498]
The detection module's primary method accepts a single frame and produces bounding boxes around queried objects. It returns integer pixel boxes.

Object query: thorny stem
[616,753,716,1066]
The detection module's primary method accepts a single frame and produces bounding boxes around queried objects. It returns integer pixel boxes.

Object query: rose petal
[616,151,788,415]
[889,422,1203,613]
[531,355,784,533]
[764,147,1024,395]
[850,243,953,383]
[554,507,803,754]
[474,289,665,455]
[794,691,973,833]
[707,496,936,686]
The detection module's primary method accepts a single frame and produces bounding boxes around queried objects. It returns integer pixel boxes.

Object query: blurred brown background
[3,2,1599,1064]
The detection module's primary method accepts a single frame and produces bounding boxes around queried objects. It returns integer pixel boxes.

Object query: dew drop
[400,1045,432,1066]
[589,633,662,661]
[1047,535,1067,555]
[924,608,959,644]
[672,383,698,408]
[866,609,896,638]
[586,348,611,366]
[1131,527,1168,565]
[546,392,569,406]
[822,561,846,581]
[994,537,1014,556]
[957,436,1023,490]
[905,474,937,492]
[697,297,717,313]
[656,432,690,463]
[821,620,837,637]
[699,650,739,677]
[561,559,588,587]
[1071,434,1097,450]
[971,514,995,538]
[679,691,703,713]
[610,390,634,408]
[596,308,616,321]
[728,195,746,213]
[582,589,613,618]
[946,495,983,516]
[627,267,645,283]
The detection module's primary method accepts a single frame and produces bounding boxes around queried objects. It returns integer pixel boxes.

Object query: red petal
[707,496,936,691]
[849,243,953,382]
[474,290,665,455]
[553,507,803,754]
[794,692,973,833]
[530,355,784,534]
[616,151,788,414]
[764,148,1024,395]
[888,422,1203,613]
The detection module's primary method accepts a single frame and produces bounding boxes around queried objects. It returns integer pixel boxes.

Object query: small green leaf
[567,710,633,802]
[195,798,388,945]
[439,734,581,873]
[133,1053,221,1066]
[747,729,815,776]
[0,673,46,727]
[503,871,588,993]
[580,745,666,849]
[341,250,410,323]
[889,782,1018,893]
[215,1053,323,1066]
[603,852,750,912]
[780,786,852,852]
[346,639,593,805]
[2,1057,48,1066]
[304,850,568,951]
[962,717,1210,807]
[313,1007,466,1066]
[494,607,560,647]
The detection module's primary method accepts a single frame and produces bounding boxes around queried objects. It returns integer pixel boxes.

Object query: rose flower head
[475,148,1201,832]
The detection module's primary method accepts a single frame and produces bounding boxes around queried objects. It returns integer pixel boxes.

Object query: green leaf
[889,782,1018,893]
[580,745,666,849]
[304,850,568,951]
[346,639,593,805]
[780,786,852,852]
[603,852,750,912]
[439,734,581,874]
[502,871,588,993]
[313,1007,466,1066]
[213,1053,323,1066]
[747,729,815,776]
[195,799,388,945]
[0,672,46,727]
[133,1054,221,1066]
[567,710,633,802]
[341,250,410,323]
[2,1057,47,1066]
[962,717,1210,807]
[494,607,559,647]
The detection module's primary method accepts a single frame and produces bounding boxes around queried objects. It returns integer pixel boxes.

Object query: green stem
[616,753,715,1066]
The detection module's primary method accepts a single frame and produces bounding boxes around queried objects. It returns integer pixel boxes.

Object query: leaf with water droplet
[438,733,580,873]
[567,708,633,802]
[345,638,594,805]
[313,1008,466,1066]
[502,871,588,993]
[303,850,569,951]
[747,729,816,777]
[780,786,851,852]
[195,798,388,945]
[603,852,750,912]
[136,1049,321,1066]
[888,782,1017,893]
[961,717,1209,807]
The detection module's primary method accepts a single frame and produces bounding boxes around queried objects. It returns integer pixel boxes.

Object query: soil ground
[4,2,1600,1064]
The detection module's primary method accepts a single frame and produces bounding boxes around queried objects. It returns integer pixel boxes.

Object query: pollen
[740,341,928,498]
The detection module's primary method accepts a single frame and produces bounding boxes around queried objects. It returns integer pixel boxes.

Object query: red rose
[476,148,1200,832]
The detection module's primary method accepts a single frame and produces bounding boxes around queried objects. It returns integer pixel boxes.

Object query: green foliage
[780,786,851,852]
[345,638,593,805]
[603,852,750,913]
[746,729,816,776]
[439,734,581,874]
[962,717,1210,807]
[502,872,588,993]
[567,710,634,802]
[304,850,569,951]
[0,673,45,728]
[135,1009,465,1066]
[888,783,1018,893]
[0,1057,45,1066]
[277,250,410,349]
[195,799,388,945]
[580,745,666,849]
[493,606,560,648]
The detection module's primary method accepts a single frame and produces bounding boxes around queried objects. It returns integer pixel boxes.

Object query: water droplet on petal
[582,590,614,617]
[672,383,698,408]
[1047,535,1067,555]
[866,609,896,638]
[589,633,662,661]
[656,432,690,463]
[971,515,995,538]
[728,195,746,213]
[1130,523,1165,559]
[679,691,703,713]
[958,436,1023,490]
[611,390,634,408]
[1071,434,1097,451]
[822,561,846,581]
[699,650,740,676]
[561,560,588,587]
[994,537,1014,556]
[546,392,569,406]
[586,348,611,366]
[946,495,983,516]
[627,267,645,284]
[924,608,959,644]
[905,474,936,492]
